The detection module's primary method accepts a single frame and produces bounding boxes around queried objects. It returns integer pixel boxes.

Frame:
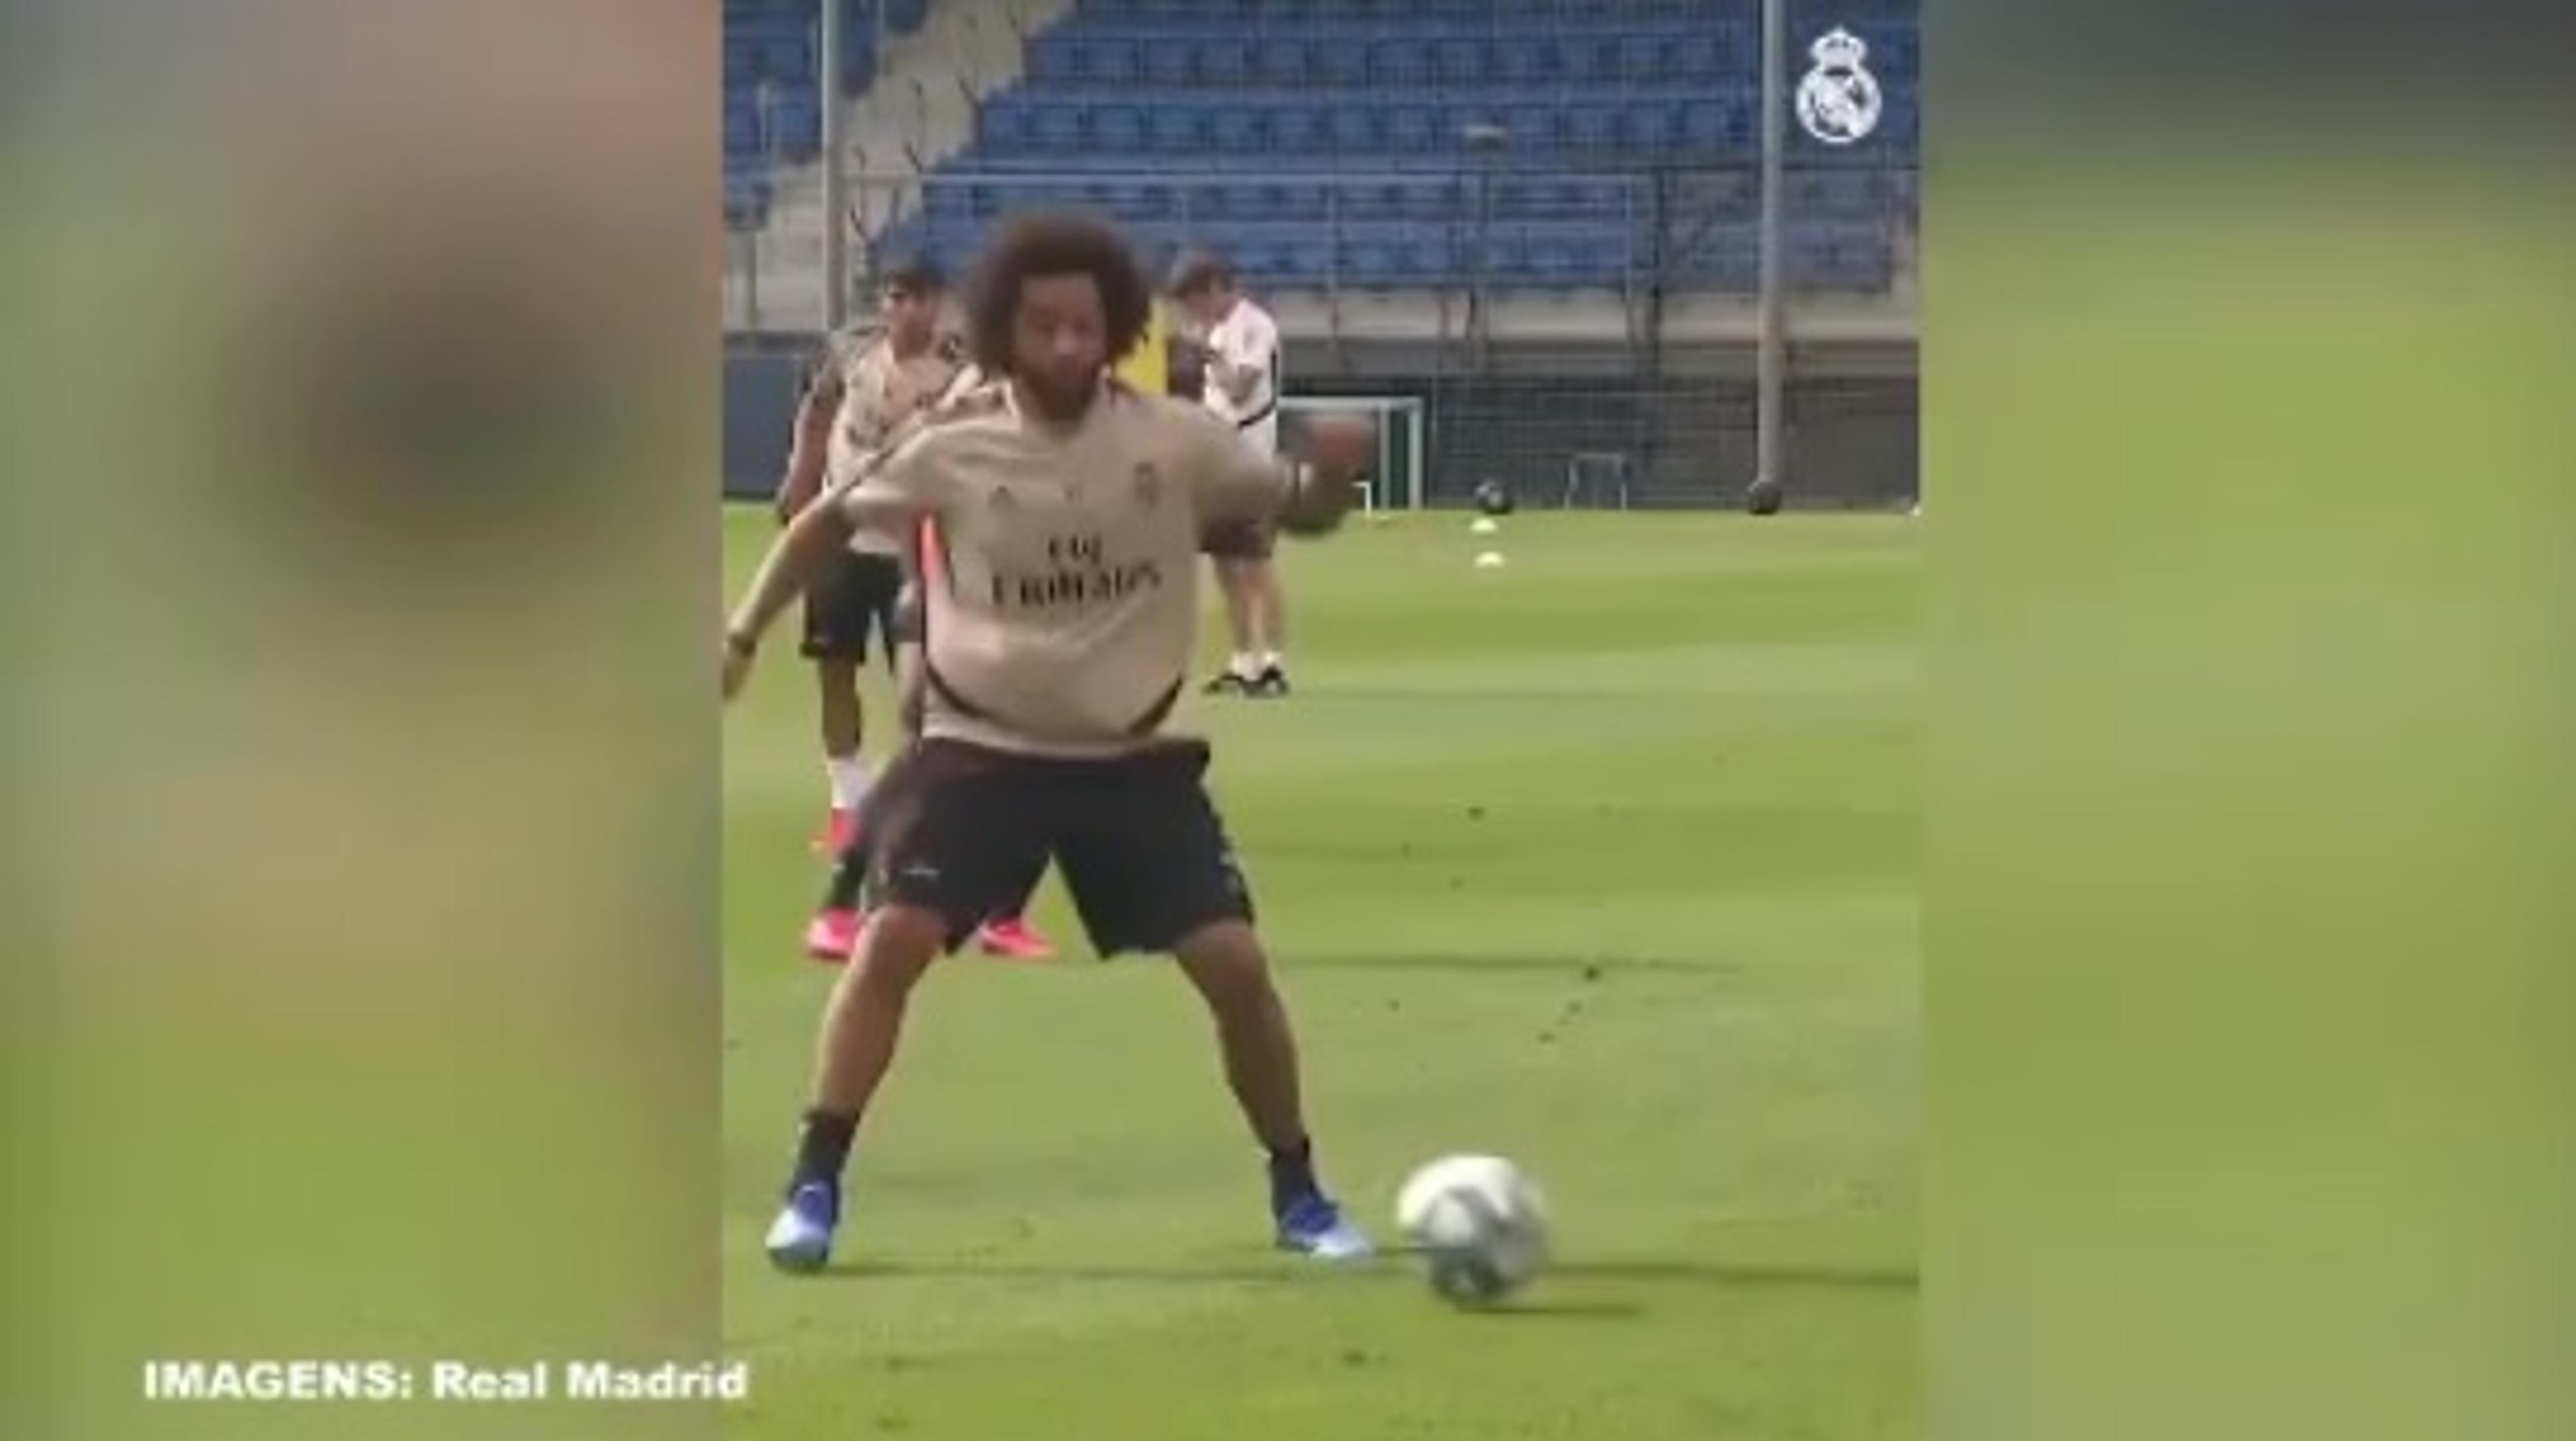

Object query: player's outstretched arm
[1184,408,1373,539]
[774,360,844,523]
[722,484,918,700]
[1275,414,1374,536]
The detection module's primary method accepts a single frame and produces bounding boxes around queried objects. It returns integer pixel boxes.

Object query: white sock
[1229,651,1262,679]
[825,755,871,812]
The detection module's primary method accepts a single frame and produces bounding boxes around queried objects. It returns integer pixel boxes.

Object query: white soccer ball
[1394,1155,1550,1306]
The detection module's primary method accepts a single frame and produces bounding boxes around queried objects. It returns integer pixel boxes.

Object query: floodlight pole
[1754,0,1787,498]
[820,0,849,330]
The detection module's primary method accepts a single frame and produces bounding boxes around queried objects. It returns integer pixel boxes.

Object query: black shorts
[800,551,904,663]
[1200,518,1276,562]
[889,582,924,647]
[843,741,1044,920]
[867,738,1254,957]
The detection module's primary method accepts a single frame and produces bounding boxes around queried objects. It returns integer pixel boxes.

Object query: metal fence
[722,162,1917,509]
[724,163,1915,334]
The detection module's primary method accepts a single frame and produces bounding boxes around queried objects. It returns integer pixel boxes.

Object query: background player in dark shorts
[802,575,1055,963]
[798,547,902,668]
[775,259,963,855]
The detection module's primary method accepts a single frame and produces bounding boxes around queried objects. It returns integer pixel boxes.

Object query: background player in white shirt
[1171,252,1293,698]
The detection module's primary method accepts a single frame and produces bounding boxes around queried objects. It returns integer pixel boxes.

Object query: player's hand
[1280,413,1373,535]
[1304,413,1375,482]
[720,631,759,702]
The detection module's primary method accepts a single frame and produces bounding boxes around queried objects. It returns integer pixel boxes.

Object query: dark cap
[1167,248,1235,298]
[879,255,947,295]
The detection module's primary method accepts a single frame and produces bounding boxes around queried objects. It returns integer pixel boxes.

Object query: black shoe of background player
[1247,665,1291,699]
[1203,670,1250,696]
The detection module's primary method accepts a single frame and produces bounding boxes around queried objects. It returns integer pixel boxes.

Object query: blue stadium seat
[1680,97,1732,152]
[1149,106,1199,154]
[1622,97,1686,152]
[1343,235,1398,285]
[1287,238,1332,284]
[1399,177,1459,219]
[1098,101,1148,152]
[1186,182,1236,222]
[1273,103,1327,152]
[1212,106,1269,154]
[1372,38,1433,87]
[1494,36,1554,84]
[1432,37,1487,87]
[1145,38,1194,87]
[775,94,821,160]
[1491,99,1547,152]
[1568,104,1619,152]
[1254,38,1315,85]
[1277,180,1331,223]
[1330,106,1381,152]
[1034,104,1084,153]
[1618,34,1670,83]
[1566,35,1620,84]
[1197,38,1252,87]
[981,101,1032,151]
[1092,38,1138,85]
[1389,103,1439,154]
[1318,42,1370,87]
[1676,29,1728,81]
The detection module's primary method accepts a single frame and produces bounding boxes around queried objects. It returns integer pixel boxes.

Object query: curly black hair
[961,211,1154,378]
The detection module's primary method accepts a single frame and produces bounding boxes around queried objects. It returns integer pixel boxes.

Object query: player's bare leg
[1205,557,1261,694]
[1244,557,1289,696]
[1173,919,1371,1258]
[767,904,945,1271]
[809,905,943,1112]
[813,657,867,854]
[1173,918,1307,1149]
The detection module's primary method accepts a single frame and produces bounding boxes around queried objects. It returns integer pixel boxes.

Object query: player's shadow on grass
[835,1257,1912,1299]
[839,1259,1355,1287]
[1286,952,1726,977]
[1555,1259,1917,1293]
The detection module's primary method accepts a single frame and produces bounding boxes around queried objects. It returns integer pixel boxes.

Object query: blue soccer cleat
[1275,1192,1375,1261]
[764,1181,840,1274]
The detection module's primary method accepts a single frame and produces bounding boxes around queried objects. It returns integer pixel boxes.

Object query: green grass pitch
[720,508,1919,1438]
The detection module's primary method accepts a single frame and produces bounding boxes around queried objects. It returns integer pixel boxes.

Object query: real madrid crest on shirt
[1794,27,1882,147]
[1131,460,1164,511]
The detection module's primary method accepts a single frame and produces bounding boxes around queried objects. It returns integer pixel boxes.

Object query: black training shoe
[1246,665,1291,699]
[1203,670,1250,696]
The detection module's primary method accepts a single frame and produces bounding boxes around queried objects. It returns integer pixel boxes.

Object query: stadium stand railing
[724,0,1921,511]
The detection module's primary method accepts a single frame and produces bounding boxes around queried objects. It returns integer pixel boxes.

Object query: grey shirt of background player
[818,325,971,555]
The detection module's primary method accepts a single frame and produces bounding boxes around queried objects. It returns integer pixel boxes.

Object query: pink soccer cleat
[810,807,858,858]
[975,916,1055,961]
[802,907,864,964]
